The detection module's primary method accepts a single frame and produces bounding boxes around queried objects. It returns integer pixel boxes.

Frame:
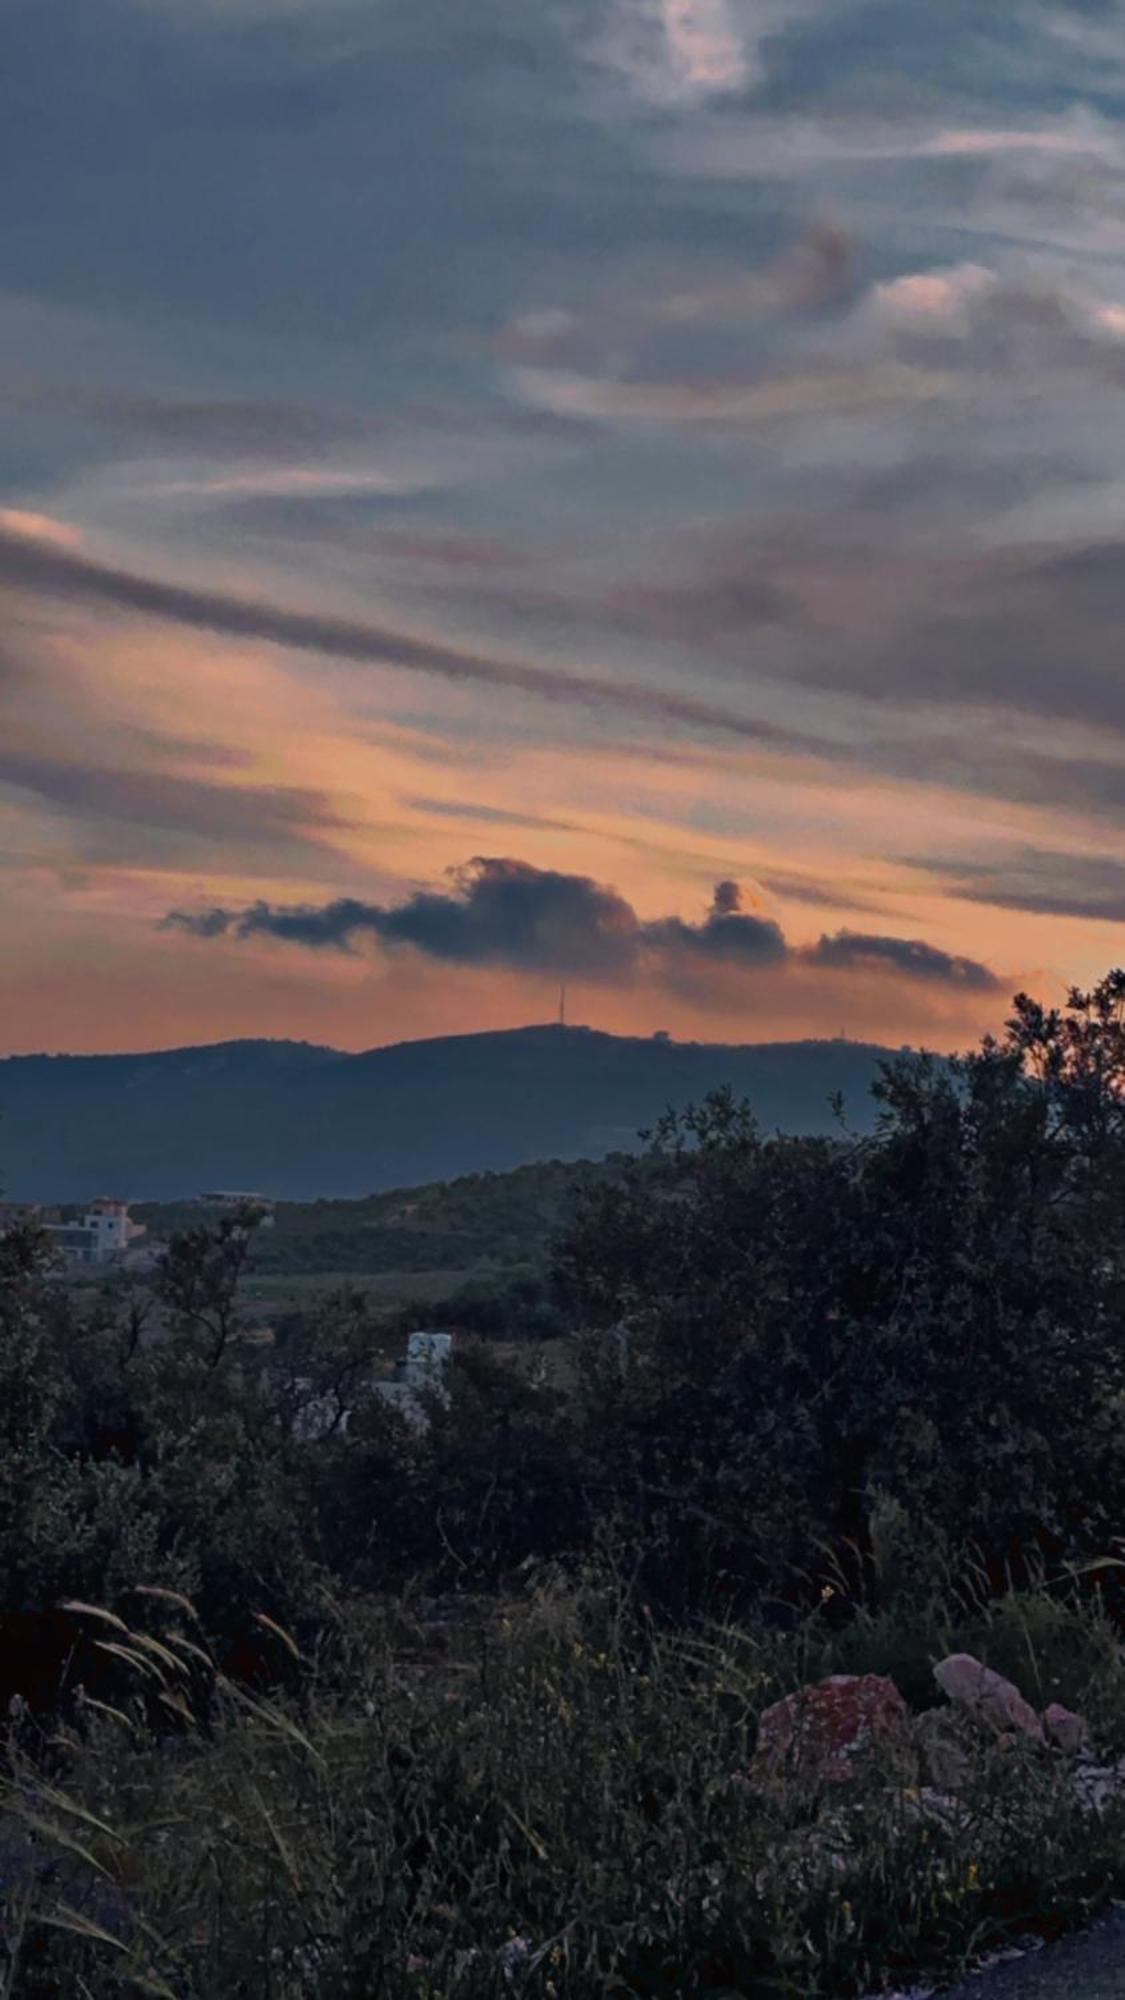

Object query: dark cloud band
[0,525,788,749]
[162,856,999,993]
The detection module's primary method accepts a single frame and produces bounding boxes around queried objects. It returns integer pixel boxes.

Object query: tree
[555,973,1125,1613]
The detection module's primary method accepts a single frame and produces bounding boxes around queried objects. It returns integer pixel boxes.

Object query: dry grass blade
[163,1632,214,1670]
[131,1585,203,1622]
[128,1631,189,1677]
[502,1800,550,1863]
[33,1782,126,1844]
[36,1903,126,1950]
[218,1679,326,1767]
[93,1640,165,1682]
[253,1610,303,1662]
[157,1689,197,1726]
[14,1814,112,1879]
[59,1600,132,1635]
[253,1788,303,1892]
[75,1695,137,1733]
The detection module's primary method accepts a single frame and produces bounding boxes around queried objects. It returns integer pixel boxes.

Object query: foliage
[7,1582,1125,1998]
[3,970,1125,1993]
[554,972,1125,1614]
[136,1158,631,1282]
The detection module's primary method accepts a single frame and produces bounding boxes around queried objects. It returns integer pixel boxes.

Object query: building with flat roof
[197,1192,276,1226]
[45,1198,140,1268]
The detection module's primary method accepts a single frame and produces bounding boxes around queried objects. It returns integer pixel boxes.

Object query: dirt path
[941,1911,1125,1999]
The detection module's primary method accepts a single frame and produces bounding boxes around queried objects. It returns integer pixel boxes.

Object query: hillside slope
[0,1025,898,1200]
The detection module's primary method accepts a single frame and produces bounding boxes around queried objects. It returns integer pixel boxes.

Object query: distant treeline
[134,1156,629,1278]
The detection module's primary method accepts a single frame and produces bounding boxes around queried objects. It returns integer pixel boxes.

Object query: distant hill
[136,1154,621,1283]
[0,1026,899,1202]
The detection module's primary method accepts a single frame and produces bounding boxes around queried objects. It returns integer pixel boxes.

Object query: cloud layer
[163,855,999,997]
[2,0,1123,1054]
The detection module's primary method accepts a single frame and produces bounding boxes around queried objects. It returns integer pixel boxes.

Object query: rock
[757,1787,968,1900]
[1072,1758,1125,1816]
[896,1785,972,1837]
[933,1654,1045,1746]
[1043,1702,1091,1757]
[497,1937,535,1986]
[754,1673,916,1790]
[914,1707,974,1791]
[754,1808,862,1896]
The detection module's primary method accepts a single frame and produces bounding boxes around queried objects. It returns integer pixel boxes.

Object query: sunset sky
[2,0,1124,1055]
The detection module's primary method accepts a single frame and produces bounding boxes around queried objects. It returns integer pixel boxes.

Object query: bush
[556,974,1125,1617]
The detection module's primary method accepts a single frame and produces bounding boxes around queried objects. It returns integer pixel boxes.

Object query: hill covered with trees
[0,1025,893,1200]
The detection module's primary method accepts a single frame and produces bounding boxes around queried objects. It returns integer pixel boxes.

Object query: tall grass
[5,1574,1125,1998]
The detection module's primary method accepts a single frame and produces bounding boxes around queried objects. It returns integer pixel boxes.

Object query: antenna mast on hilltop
[558,981,567,1028]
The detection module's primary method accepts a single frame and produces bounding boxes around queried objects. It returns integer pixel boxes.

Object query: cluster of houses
[0,1189,280,1273]
[0,1197,148,1269]
[1,1191,457,1431]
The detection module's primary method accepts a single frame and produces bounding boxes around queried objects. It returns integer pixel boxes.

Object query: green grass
[238,1267,484,1320]
[7,1578,1125,1999]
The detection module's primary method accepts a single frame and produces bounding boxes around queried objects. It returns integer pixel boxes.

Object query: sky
[2,0,1124,1055]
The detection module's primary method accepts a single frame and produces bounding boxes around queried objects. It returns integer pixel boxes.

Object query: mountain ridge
[0,1024,902,1202]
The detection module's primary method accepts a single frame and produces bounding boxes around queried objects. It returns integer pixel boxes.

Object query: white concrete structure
[45,1197,135,1268]
[290,1332,456,1443]
[403,1331,454,1383]
[375,1330,455,1427]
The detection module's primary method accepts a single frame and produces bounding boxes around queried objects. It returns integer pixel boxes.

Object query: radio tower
[558,981,567,1029]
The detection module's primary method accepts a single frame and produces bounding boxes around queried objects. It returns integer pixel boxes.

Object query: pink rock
[1043,1702,1091,1756]
[932,1654,1045,1745]
[754,1673,914,1788]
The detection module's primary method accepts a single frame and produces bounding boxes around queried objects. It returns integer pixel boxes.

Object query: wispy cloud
[4,0,1123,1051]
[0,522,794,748]
[595,0,759,105]
[509,361,952,426]
[921,847,1125,924]
[0,749,346,862]
[669,107,1125,179]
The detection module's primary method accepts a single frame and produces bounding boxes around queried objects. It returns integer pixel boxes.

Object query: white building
[291,1332,456,1443]
[45,1197,138,1268]
[373,1330,454,1427]
[402,1330,454,1384]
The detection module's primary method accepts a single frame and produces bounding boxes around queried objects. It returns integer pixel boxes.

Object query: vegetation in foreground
[2,971,1124,1996]
[8,1575,1125,1999]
